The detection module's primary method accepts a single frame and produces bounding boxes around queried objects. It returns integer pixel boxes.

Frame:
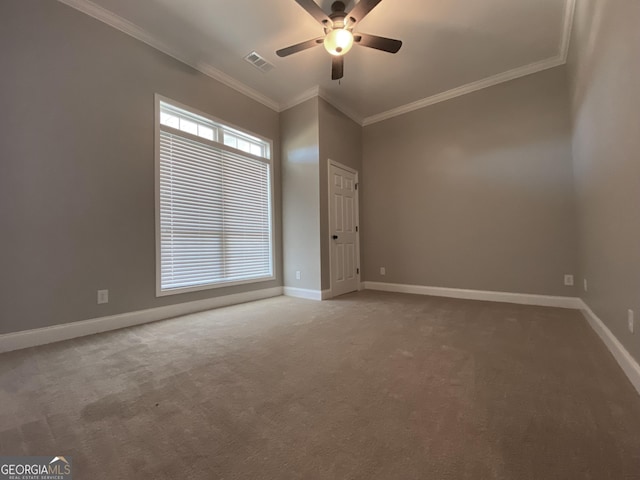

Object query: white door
[329,163,359,297]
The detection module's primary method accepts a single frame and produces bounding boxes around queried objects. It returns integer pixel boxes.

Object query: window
[156,96,274,295]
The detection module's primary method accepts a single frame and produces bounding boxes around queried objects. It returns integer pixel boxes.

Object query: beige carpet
[1,291,640,479]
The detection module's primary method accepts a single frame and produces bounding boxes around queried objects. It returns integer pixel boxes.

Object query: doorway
[328,160,360,297]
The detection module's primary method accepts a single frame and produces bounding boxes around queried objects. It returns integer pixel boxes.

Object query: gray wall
[318,98,363,290]
[281,98,322,291]
[281,97,362,293]
[362,67,579,296]
[5,0,629,340]
[567,0,640,362]
[0,1,281,335]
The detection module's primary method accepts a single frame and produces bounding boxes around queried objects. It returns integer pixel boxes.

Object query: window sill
[156,275,276,297]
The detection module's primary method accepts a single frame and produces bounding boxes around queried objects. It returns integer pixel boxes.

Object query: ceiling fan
[276,0,402,80]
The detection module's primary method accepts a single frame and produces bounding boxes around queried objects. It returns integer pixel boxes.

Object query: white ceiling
[59,0,575,124]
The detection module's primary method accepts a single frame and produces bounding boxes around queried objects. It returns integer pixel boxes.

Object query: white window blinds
[157,99,273,294]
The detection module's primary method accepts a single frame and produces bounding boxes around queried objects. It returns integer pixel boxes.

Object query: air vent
[244,51,275,73]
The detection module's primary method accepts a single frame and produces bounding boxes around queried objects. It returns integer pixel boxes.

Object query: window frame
[154,93,276,297]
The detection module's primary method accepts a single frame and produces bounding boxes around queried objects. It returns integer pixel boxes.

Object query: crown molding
[317,89,364,125]
[56,0,280,112]
[57,0,575,127]
[278,86,363,126]
[361,55,565,126]
[362,0,576,126]
[278,86,321,112]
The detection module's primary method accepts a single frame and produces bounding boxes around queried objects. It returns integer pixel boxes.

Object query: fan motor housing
[329,1,351,26]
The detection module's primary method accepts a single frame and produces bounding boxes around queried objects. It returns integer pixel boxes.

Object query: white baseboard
[0,286,283,354]
[363,281,582,309]
[7,281,638,398]
[579,300,640,395]
[283,287,331,301]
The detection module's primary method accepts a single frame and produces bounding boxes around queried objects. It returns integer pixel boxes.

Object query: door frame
[327,159,361,298]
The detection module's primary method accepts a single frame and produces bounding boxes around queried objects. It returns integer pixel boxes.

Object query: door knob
[332,235,338,239]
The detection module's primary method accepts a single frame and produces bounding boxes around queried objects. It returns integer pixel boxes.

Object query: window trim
[154,93,276,297]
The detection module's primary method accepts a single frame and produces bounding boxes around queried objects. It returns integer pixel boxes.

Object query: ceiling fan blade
[354,33,402,53]
[276,37,324,57]
[331,56,344,80]
[347,0,384,25]
[294,0,333,27]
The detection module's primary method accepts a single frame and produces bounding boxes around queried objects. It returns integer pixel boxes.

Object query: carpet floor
[1,291,640,479]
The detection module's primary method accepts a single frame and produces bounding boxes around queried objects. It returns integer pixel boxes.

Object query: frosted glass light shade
[324,29,354,56]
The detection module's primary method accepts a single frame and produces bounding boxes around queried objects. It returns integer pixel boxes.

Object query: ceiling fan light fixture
[277,0,402,80]
[324,28,354,56]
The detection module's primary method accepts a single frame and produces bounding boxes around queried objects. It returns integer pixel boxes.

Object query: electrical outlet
[295,271,301,280]
[629,310,634,334]
[564,274,574,286]
[380,267,386,276]
[97,289,109,304]
[583,279,588,292]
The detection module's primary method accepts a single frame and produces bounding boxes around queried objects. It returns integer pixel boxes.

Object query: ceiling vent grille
[244,51,274,73]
